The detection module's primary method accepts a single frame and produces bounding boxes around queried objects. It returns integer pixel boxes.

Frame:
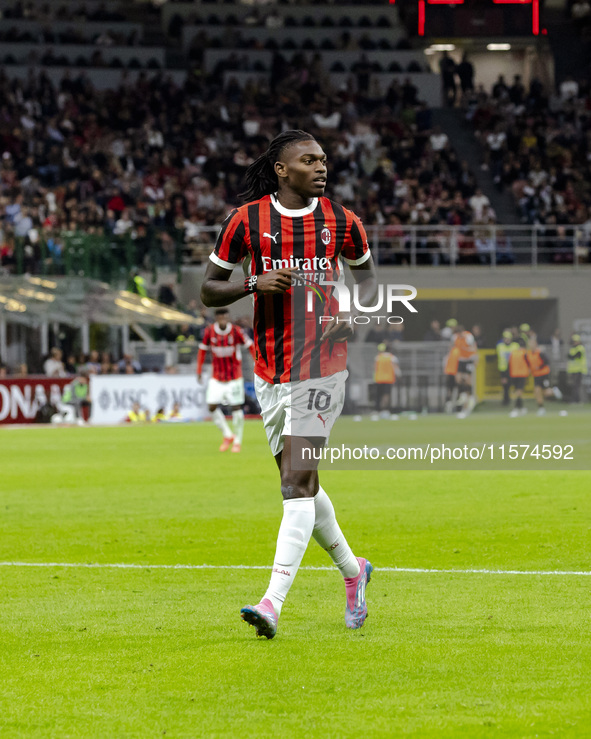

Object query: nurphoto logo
[300,272,418,326]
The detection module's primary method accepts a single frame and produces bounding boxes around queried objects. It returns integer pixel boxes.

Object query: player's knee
[280,472,316,499]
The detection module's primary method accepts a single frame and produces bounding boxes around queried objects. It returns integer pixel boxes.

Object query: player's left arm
[320,210,377,345]
[320,255,377,344]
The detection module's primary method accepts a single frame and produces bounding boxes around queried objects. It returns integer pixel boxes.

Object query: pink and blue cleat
[240,598,278,639]
[344,557,373,629]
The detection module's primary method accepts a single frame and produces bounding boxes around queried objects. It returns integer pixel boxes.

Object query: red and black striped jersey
[197,323,252,382]
[210,194,370,384]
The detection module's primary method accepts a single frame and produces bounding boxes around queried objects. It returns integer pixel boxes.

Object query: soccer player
[201,130,377,639]
[452,324,478,418]
[197,307,256,453]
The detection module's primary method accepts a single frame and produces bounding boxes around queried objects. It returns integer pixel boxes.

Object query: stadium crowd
[465,73,591,255]
[0,48,494,276]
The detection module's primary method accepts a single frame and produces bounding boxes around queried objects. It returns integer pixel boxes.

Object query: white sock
[312,486,360,578]
[212,408,231,438]
[232,409,244,444]
[263,497,315,615]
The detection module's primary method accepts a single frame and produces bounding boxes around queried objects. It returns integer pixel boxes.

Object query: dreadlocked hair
[240,130,316,203]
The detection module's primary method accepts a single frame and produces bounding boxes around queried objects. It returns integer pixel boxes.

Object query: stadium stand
[0,0,589,373]
[464,75,591,263]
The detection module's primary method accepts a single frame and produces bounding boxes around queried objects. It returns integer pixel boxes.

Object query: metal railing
[364,224,591,268]
[5,223,590,284]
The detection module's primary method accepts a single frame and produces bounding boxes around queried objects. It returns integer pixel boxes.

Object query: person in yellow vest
[567,333,587,403]
[496,330,519,406]
[125,401,148,423]
[168,402,183,420]
[452,324,478,418]
[443,345,460,414]
[509,338,531,417]
[372,343,400,420]
[151,407,168,423]
[519,322,533,345]
[528,338,560,415]
[176,323,198,363]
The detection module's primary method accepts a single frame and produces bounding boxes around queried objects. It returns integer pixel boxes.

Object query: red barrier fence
[0,377,70,425]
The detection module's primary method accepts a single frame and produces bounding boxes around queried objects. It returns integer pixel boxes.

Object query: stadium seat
[359,38,377,50]
[168,14,183,38]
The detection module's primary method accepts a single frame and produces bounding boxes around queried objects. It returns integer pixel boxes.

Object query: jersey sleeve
[234,325,253,348]
[209,209,247,270]
[341,210,371,266]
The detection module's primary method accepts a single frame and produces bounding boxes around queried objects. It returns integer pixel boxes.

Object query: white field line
[0,562,590,576]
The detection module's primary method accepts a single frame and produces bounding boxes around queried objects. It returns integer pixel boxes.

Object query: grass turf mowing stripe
[1,562,591,575]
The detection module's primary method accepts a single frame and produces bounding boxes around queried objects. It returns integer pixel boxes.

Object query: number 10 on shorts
[307,389,332,411]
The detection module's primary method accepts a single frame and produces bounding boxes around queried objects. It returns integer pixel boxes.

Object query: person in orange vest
[443,345,460,414]
[372,343,401,420]
[452,324,478,418]
[528,338,561,415]
[509,338,531,417]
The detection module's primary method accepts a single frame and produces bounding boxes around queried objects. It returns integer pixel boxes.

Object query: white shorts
[254,370,347,457]
[206,377,245,407]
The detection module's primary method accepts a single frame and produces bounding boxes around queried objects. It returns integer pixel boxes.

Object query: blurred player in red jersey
[201,130,377,639]
[197,307,256,453]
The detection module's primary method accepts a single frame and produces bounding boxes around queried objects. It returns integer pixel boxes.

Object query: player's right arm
[200,208,297,307]
[196,326,210,384]
[201,262,297,307]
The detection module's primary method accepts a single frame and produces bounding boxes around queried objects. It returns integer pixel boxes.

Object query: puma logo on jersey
[263,231,279,244]
[317,413,328,427]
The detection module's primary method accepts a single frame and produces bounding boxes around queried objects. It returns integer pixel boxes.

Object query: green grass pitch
[1,414,590,737]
